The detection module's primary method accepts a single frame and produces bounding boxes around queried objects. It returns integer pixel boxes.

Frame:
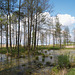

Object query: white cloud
[42,12,51,18]
[41,12,75,26]
[57,14,75,26]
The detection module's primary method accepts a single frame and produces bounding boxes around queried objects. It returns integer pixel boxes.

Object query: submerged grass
[0,45,63,58]
[36,45,62,50]
[58,54,71,69]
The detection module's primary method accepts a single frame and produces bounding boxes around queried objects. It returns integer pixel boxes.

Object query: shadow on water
[0,50,75,75]
[0,54,44,75]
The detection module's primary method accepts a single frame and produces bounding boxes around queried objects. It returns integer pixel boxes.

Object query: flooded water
[39,50,75,63]
[0,50,75,75]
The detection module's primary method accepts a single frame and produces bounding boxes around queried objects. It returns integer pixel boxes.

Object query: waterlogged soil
[0,50,75,75]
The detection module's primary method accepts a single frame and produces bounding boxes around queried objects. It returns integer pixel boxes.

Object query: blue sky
[51,0,75,17]
[48,0,75,38]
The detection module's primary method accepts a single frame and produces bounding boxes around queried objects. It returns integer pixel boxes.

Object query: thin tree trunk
[13,24,14,48]
[6,0,10,53]
[60,34,61,48]
[9,15,12,52]
[16,23,17,47]
[56,37,57,46]
[6,14,8,53]
[18,0,21,57]
[34,12,37,51]
[30,1,33,49]
[29,12,32,49]
[53,34,55,48]
[28,9,30,53]
[1,24,2,59]
[24,17,26,48]
[32,25,34,48]
[34,0,38,51]
[37,31,39,47]
[1,24,2,49]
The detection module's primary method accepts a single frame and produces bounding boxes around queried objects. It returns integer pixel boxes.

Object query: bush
[42,54,45,58]
[35,56,39,60]
[45,51,47,53]
[66,68,75,75]
[42,58,45,62]
[37,62,43,68]
[51,66,59,74]
[58,55,70,68]
[0,47,9,54]
[35,51,42,55]
[0,49,7,54]
[46,61,51,66]
[48,47,60,50]
[50,56,52,59]
[36,46,47,50]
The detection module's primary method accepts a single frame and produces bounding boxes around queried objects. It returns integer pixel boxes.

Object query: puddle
[0,50,75,75]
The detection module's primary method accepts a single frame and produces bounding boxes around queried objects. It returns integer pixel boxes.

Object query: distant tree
[64,26,70,45]
[55,16,62,48]
[62,31,67,45]
[52,29,55,47]
[40,32,44,45]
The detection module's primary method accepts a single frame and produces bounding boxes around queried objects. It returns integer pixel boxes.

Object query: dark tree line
[0,0,53,57]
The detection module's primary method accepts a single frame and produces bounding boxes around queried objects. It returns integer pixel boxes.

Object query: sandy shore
[65,46,75,48]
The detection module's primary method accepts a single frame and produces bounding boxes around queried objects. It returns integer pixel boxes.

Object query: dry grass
[50,68,67,75]
[65,46,75,48]
[0,44,15,47]
[32,68,67,75]
[59,68,67,75]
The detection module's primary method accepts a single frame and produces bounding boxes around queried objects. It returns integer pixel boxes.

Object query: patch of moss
[66,68,75,75]
[42,58,45,62]
[35,56,39,60]
[42,54,45,58]
[50,56,52,59]
[45,51,47,53]
[51,66,59,75]
[37,62,43,68]
[46,61,51,66]
[22,64,26,66]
